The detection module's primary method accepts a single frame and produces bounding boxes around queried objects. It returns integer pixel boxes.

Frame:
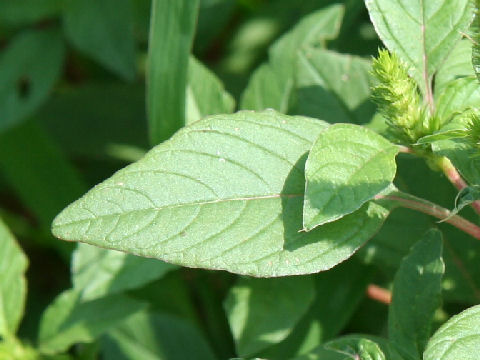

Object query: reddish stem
[367,284,392,305]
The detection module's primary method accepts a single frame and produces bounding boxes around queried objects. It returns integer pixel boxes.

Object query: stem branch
[377,192,480,240]
[367,284,392,305]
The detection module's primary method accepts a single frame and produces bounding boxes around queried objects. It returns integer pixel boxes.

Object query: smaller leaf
[38,289,145,354]
[102,311,217,360]
[389,229,444,360]
[448,185,480,218]
[72,244,176,301]
[424,304,480,360]
[224,276,315,357]
[303,123,398,230]
[0,218,28,338]
[325,337,386,360]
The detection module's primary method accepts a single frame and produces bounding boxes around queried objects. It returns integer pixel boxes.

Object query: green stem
[377,191,480,240]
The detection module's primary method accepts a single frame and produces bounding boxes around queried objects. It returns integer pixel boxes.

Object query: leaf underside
[53,110,389,277]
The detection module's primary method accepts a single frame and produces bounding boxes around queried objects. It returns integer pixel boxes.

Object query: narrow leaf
[224,276,315,357]
[0,218,28,338]
[72,244,176,301]
[52,110,390,277]
[0,29,64,131]
[389,229,444,360]
[147,0,199,145]
[473,0,480,82]
[186,57,235,125]
[38,289,145,354]
[102,311,217,360]
[303,123,398,230]
[63,0,136,80]
[366,0,474,93]
[424,304,480,360]
[451,185,480,216]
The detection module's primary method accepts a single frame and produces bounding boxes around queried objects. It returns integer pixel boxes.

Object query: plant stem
[438,157,480,215]
[367,284,392,305]
[377,192,480,240]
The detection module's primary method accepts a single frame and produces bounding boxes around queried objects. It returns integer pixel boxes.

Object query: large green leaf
[388,229,444,360]
[303,124,398,230]
[294,49,375,125]
[186,57,235,125]
[0,218,28,338]
[0,29,64,131]
[365,0,474,93]
[423,304,480,360]
[147,0,199,145]
[224,276,314,357]
[38,289,145,354]
[63,0,136,80]
[72,244,176,301]
[102,311,217,360]
[240,5,344,112]
[52,110,390,277]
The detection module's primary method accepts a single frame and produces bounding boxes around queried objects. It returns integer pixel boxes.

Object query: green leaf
[72,244,176,301]
[102,311,217,360]
[0,218,28,338]
[365,0,474,93]
[435,39,474,93]
[0,120,86,257]
[0,29,65,132]
[303,124,398,230]
[294,49,375,125]
[224,276,315,357]
[424,304,480,360]
[186,57,235,125]
[38,289,145,354]
[241,4,344,112]
[0,0,61,27]
[435,77,480,123]
[325,337,386,360]
[389,229,444,360]
[260,259,373,359]
[52,110,390,277]
[63,0,136,81]
[147,0,199,145]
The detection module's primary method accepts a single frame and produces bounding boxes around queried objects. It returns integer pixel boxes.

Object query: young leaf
[0,218,28,338]
[450,185,480,217]
[389,229,444,360]
[224,276,315,357]
[38,289,145,354]
[423,304,480,360]
[186,57,235,125]
[72,244,176,301]
[325,337,386,360]
[241,4,344,112]
[63,0,136,81]
[303,123,398,230]
[0,29,65,132]
[102,311,217,360]
[294,49,375,125]
[147,0,199,145]
[52,110,390,277]
[365,0,474,94]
